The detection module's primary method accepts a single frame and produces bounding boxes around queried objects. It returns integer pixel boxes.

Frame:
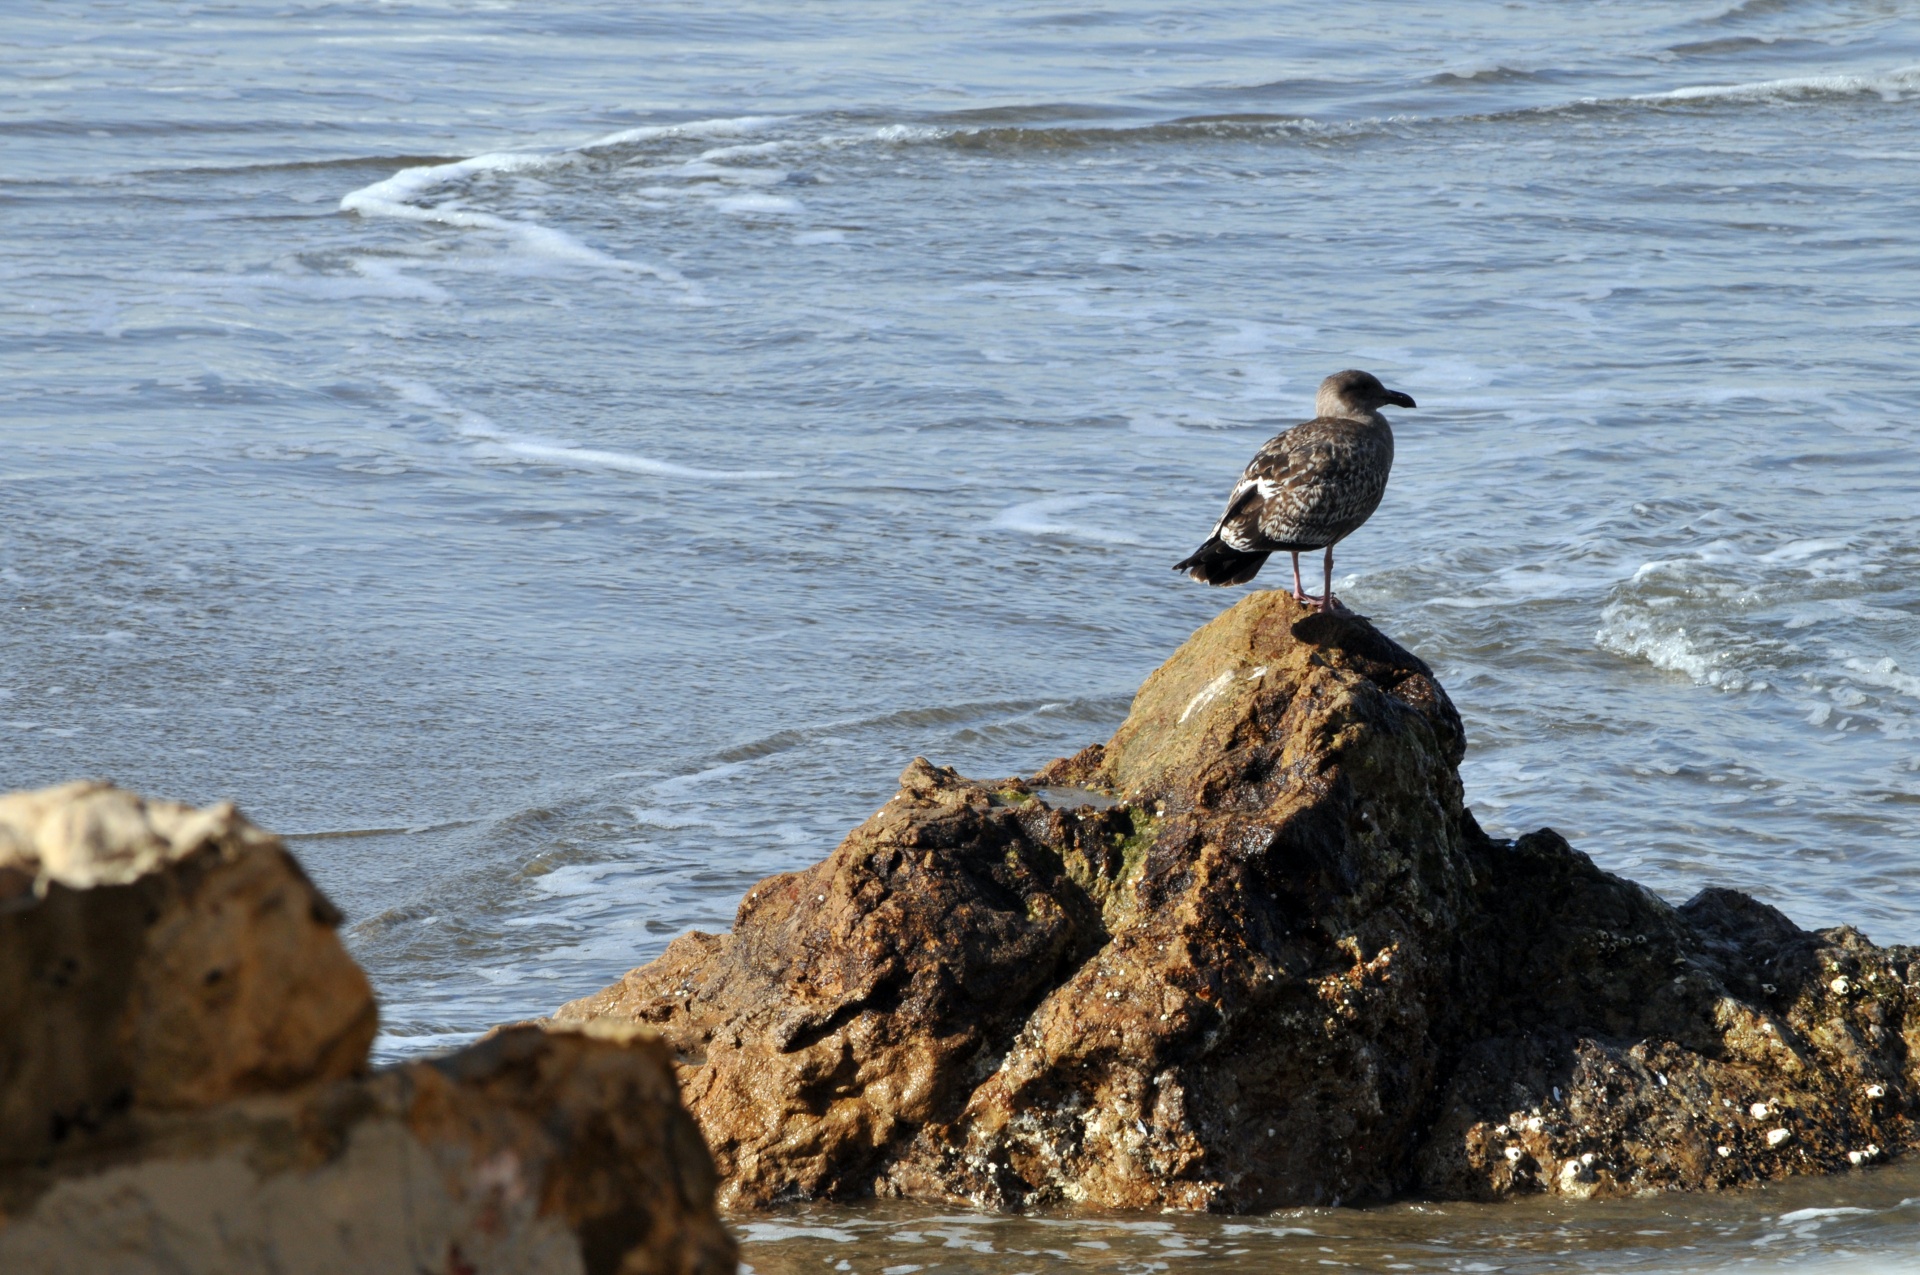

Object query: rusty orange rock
[558,591,1920,1209]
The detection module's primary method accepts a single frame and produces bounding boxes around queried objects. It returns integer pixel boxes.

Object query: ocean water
[4,0,1919,1266]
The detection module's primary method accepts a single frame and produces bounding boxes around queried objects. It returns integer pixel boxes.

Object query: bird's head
[1317,369,1416,421]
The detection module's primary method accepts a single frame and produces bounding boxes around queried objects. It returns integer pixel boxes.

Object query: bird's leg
[1290,551,1311,604]
[1317,545,1341,613]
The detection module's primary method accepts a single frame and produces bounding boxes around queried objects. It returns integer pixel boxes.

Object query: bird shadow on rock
[1288,606,1373,648]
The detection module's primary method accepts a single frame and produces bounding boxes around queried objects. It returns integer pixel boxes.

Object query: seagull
[1173,369,1414,611]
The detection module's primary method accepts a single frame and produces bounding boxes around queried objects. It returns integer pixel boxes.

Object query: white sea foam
[1844,658,1920,704]
[734,1222,860,1244]
[1594,554,1767,691]
[713,191,805,216]
[1211,320,1276,356]
[990,496,1143,546]
[339,139,737,290]
[391,381,789,481]
[871,123,949,144]
[1443,559,1631,603]
[1646,65,1920,105]
[530,863,648,898]
[1778,1206,1876,1225]
[493,438,784,479]
[343,149,568,208]
[573,115,789,152]
[370,1029,480,1056]
[1594,529,1920,746]
[337,115,810,294]
[1596,604,1738,687]
[342,154,686,283]
[349,258,451,302]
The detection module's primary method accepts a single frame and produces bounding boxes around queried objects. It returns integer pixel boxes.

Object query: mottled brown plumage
[1174,369,1415,608]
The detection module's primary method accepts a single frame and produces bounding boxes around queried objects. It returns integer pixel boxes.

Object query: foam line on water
[342,149,565,208]
[342,156,682,281]
[573,114,790,152]
[713,191,805,216]
[370,1030,480,1059]
[341,146,700,290]
[1779,1206,1877,1224]
[1644,64,1920,105]
[494,437,788,480]
[391,380,789,482]
[990,496,1143,546]
[864,63,1920,156]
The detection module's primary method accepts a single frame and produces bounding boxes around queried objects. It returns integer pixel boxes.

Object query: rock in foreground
[0,782,377,1170]
[0,1023,735,1275]
[556,592,1918,1210]
[0,782,735,1274]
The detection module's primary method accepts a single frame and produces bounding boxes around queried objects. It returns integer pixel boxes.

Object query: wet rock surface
[557,592,1919,1210]
[0,782,736,1274]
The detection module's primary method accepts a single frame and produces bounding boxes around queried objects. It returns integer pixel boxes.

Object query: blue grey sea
[5,2,1920,1268]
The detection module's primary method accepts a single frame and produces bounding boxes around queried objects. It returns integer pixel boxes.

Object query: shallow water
[4,0,1920,1266]
[737,1157,1920,1274]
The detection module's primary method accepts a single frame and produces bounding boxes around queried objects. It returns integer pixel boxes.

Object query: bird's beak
[1384,390,1416,409]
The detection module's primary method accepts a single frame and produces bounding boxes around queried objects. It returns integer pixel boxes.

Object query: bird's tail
[1172,538,1270,587]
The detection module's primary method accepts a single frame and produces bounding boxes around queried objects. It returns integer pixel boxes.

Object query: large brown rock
[0,1022,736,1275]
[0,783,737,1273]
[555,591,1920,1209]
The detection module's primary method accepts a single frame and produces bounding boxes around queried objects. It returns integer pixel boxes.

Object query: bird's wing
[1208,433,1302,549]
[1211,476,1261,532]
[1210,479,1263,550]
[1249,417,1392,544]
[1243,429,1308,485]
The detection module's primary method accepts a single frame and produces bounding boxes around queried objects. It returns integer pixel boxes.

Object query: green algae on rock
[556,591,1919,1211]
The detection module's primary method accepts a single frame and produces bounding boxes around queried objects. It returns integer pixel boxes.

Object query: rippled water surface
[735,1158,1920,1274]
[4,1,1919,1267]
